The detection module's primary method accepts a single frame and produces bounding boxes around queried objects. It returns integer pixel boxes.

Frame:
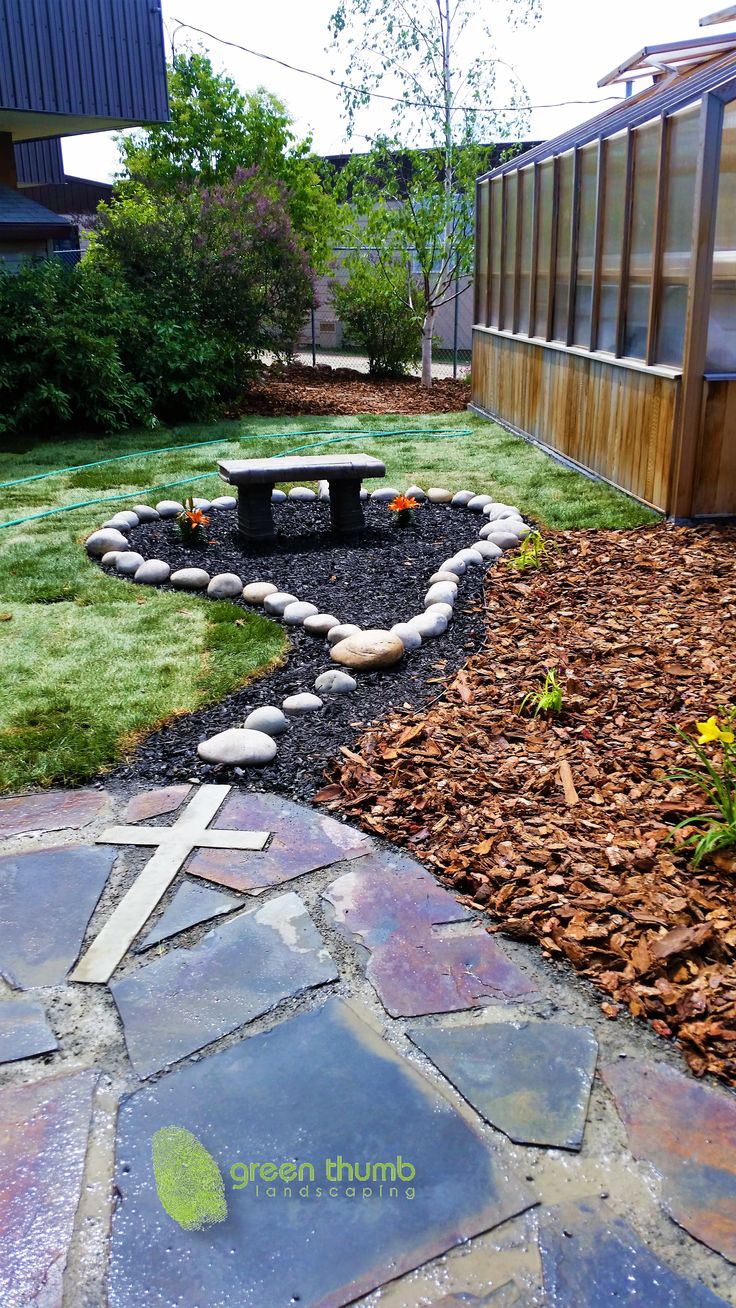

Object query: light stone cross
[71,785,269,985]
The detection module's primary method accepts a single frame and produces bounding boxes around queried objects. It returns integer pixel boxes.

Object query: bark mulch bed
[230,362,471,416]
[318,523,736,1086]
[109,501,488,801]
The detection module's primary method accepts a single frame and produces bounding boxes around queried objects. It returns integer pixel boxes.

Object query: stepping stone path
[0,782,734,1307]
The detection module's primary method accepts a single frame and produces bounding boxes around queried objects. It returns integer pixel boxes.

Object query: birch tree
[328,0,540,384]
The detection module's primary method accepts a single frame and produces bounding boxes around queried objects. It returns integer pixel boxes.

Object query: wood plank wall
[693,380,736,515]
[472,328,681,512]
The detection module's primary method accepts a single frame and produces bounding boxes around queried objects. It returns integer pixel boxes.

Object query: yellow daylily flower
[697,716,735,745]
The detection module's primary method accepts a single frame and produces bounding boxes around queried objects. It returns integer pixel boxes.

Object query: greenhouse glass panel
[707,99,736,372]
[534,161,554,336]
[597,132,628,353]
[489,178,503,327]
[476,181,490,324]
[552,151,574,340]
[501,173,518,330]
[624,120,660,358]
[517,167,534,335]
[657,104,700,366]
[573,143,599,346]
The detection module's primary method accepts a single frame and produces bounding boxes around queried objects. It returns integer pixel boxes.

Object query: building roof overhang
[0,108,168,142]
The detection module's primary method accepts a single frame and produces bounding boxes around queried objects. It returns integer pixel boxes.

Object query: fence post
[452,267,460,379]
[311,306,317,368]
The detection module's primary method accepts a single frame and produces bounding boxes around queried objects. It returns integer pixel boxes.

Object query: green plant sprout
[520,668,564,718]
[669,709,736,867]
[507,530,554,572]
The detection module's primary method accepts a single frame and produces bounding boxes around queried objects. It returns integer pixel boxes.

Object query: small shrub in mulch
[229,362,471,416]
[319,523,736,1087]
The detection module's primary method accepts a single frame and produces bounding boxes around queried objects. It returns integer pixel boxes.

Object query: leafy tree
[117,52,337,271]
[327,0,541,384]
[331,254,423,375]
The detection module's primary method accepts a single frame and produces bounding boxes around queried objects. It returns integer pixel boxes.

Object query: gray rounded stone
[483,502,520,520]
[243,582,279,604]
[427,487,452,502]
[156,500,185,517]
[192,498,211,511]
[408,611,448,638]
[405,484,426,501]
[327,623,361,646]
[330,630,405,670]
[207,573,243,599]
[454,547,484,566]
[474,540,503,561]
[467,494,493,512]
[314,669,357,695]
[105,511,139,530]
[303,613,341,637]
[426,602,453,621]
[271,489,287,503]
[243,706,289,736]
[370,487,401,502]
[317,480,330,501]
[451,490,475,506]
[116,551,145,575]
[131,504,160,522]
[359,488,369,501]
[197,727,277,766]
[282,601,320,625]
[101,551,123,566]
[288,487,317,501]
[85,528,130,556]
[134,559,171,584]
[484,530,521,551]
[439,557,466,576]
[282,692,324,714]
[390,622,423,650]
[424,582,457,608]
[429,570,462,585]
[209,496,237,510]
[170,567,210,590]
[480,519,525,541]
[263,592,299,616]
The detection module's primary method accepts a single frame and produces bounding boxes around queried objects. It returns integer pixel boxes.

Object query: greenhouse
[471,18,736,519]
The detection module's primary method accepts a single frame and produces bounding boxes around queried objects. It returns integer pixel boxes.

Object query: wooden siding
[693,379,736,515]
[472,328,681,511]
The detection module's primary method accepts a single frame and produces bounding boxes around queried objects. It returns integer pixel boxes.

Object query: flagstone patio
[0,783,734,1307]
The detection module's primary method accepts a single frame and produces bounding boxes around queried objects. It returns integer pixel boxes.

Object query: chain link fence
[296,249,474,381]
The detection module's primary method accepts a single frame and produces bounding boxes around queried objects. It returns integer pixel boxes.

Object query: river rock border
[83,486,531,768]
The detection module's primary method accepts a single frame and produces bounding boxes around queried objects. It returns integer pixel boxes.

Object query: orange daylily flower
[388,495,419,513]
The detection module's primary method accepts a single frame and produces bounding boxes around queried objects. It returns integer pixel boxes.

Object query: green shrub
[331,258,422,376]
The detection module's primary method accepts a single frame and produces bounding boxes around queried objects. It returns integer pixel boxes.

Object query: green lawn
[0,412,660,794]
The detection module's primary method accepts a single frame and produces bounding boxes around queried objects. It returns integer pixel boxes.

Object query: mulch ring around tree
[317,523,736,1087]
[230,361,471,415]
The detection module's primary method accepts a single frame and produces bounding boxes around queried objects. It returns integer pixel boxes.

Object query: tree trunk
[421,307,435,388]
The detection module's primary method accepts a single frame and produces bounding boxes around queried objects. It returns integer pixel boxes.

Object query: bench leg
[329,478,365,533]
[236,484,275,543]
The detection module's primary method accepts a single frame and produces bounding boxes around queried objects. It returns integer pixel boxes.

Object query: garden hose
[0,427,474,531]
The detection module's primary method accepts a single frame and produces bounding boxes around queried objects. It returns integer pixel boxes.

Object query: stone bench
[218,454,386,543]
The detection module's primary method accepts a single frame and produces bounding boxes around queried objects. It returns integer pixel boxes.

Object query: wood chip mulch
[317,524,736,1085]
[230,362,471,416]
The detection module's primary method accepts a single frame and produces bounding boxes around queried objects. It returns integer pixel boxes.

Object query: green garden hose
[0,427,474,531]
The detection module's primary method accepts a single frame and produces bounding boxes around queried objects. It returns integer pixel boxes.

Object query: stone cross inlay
[71,785,269,985]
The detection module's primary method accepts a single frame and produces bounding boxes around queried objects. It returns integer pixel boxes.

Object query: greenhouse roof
[598,32,736,86]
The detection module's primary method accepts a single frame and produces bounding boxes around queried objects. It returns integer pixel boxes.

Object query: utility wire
[171,18,621,115]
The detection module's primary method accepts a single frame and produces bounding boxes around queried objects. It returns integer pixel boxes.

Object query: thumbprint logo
[152,1126,228,1231]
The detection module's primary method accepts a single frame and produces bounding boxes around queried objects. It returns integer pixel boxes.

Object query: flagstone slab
[538,1198,730,1306]
[408,1020,597,1149]
[187,790,372,892]
[0,844,116,988]
[135,880,242,951]
[122,785,192,823]
[0,997,58,1064]
[110,892,337,1078]
[323,851,535,1016]
[108,998,535,1308]
[0,1069,99,1308]
[0,788,108,839]
[602,1059,736,1262]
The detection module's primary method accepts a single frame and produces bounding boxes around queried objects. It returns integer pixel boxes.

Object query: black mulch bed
[104,500,495,803]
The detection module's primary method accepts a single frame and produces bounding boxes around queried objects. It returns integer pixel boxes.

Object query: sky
[61,0,718,181]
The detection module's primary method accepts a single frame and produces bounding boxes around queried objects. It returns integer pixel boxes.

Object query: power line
[171,18,621,116]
